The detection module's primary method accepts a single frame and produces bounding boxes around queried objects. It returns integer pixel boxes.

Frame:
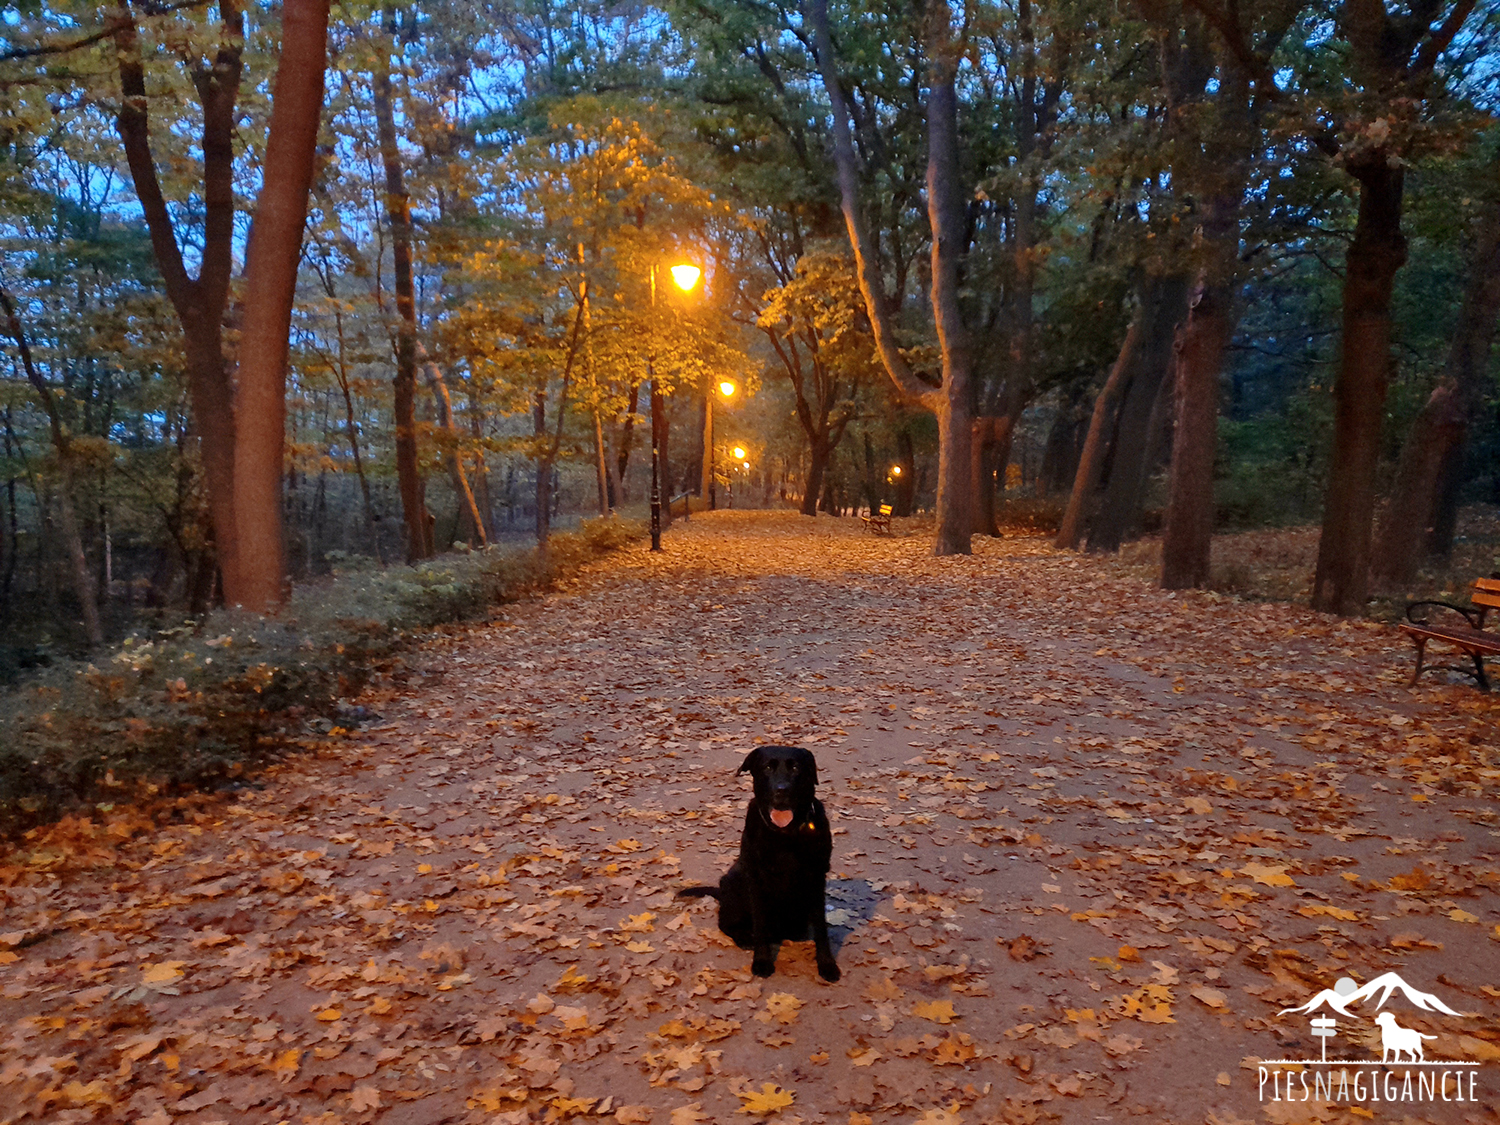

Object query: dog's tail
[676,886,720,900]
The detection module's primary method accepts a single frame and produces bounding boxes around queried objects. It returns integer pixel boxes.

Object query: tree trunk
[534,385,551,547]
[1375,192,1500,572]
[1056,312,1143,549]
[972,417,999,536]
[419,344,486,547]
[112,0,243,598]
[0,288,104,647]
[1311,153,1406,615]
[1088,274,1190,552]
[615,382,639,501]
[802,437,830,517]
[1370,381,1465,589]
[230,0,330,611]
[1161,279,1228,589]
[373,14,430,563]
[808,0,972,555]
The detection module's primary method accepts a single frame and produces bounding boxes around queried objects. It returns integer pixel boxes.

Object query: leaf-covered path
[4,512,1499,1125]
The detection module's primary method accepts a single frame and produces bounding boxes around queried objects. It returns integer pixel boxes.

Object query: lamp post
[702,379,737,510]
[649,261,701,551]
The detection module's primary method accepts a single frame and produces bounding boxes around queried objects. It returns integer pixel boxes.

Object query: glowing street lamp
[732,446,747,461]
[702,379,738,511]
[891,465,902,477]
[649,261,701,551]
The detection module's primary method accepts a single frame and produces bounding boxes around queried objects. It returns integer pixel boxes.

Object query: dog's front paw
[817,960,841,983]
[751,957,776,978]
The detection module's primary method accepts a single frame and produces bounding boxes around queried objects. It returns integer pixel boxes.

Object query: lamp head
[670,263,701,292]
[732,446,747,460]
[891,465,902,476]
[718,380,737,397]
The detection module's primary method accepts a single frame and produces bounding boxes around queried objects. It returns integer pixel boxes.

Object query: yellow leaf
[1184,797,1213,815]
[764,992,804,1025]
[1297,904,1359,921]
[0,951,17,965]
[141,961,185,985]
[62,1080,113,1107]
[911,999,957,1024]
[1449,908,1480,924]
[670,1105,707,1125]
[847,1047,881,1067]
[317,1009,343,1022]
[737,1083,794,1115]
[626,941,655,953]
[615,1106,654,1124]
[270,1048,301,1082]
[1239,862,1296,887]
[1215,1072,1231,1087]
[621,912,657,933]
[550,1096,597,1116]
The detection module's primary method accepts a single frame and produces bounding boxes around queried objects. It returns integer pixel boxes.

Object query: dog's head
[738,745,818,830]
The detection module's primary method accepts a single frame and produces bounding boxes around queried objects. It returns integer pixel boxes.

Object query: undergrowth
[0,518,643,838]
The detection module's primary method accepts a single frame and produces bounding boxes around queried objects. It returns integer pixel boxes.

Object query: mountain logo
[1255,971,1485,1107]
[1278,972,1465,1020]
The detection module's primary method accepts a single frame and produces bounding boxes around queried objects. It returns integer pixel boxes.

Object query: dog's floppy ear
[737,747,765,776]
[795,747,818,787]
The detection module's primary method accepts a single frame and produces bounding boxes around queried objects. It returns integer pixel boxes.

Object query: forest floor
[3,510,1500,1125]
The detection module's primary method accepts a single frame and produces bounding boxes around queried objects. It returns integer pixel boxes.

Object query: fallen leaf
[911,999,957,1024]
[1239,862,1296,887]
[736,1083,794,1115]
[1190,986,1228,1009]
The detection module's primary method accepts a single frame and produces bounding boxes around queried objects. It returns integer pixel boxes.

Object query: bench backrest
[879,504,893,516]
[1475,578,1500,611]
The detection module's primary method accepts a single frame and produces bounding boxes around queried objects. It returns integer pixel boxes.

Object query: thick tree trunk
[1374,195,1500,573]
[113,0,243,597]
[1370,381,1464,589]
[231,0,329,611]
[972,417,999,537]
[1311,153,1406,615]
[802,438,830,517]
[373,17,430,563]
[1056,313,1143,549]
[808,0,972,555]
[1089,274,1190,553]
[1161,279,1229,588]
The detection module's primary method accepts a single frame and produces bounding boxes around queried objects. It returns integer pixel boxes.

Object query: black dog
[679,745,840,982]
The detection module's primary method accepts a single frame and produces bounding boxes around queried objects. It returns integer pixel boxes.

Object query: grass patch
[0,518,643,838]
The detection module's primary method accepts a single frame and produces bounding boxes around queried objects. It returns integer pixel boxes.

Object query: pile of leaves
[0,518,642,836]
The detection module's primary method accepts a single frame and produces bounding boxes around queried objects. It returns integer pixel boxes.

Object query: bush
[0,518,643,837]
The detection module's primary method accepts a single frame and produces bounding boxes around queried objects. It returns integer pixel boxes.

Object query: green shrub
[0,518,643,836]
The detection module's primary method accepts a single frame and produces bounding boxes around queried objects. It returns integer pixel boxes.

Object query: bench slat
[1400,623,1500,654]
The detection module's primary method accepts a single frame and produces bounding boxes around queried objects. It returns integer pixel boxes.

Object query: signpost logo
[1257,972,1482,1107]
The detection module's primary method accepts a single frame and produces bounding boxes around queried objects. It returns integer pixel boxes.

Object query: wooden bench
[1401,577,1500,691]
[861,503,893,534]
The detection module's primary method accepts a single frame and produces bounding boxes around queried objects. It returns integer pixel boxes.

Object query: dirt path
[3,511,1499,1125]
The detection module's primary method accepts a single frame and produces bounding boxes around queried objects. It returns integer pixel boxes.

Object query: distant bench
[861,503,893,534]
[1401,577,1500,691]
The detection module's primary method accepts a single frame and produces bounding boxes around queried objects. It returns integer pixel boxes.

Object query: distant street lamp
[732,445,747,460]
[702,379,737,510]
[649,261,701,551]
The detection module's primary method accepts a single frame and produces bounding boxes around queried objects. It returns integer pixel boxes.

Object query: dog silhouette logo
[1373,1012,1437,1063]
